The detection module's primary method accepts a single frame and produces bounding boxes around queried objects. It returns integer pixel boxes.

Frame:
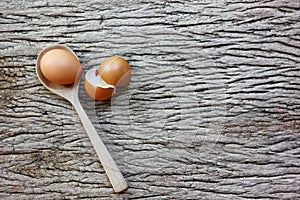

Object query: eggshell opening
[84,68,115,100]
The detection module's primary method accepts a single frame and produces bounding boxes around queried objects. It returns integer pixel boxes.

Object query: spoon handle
[72,98,128,193]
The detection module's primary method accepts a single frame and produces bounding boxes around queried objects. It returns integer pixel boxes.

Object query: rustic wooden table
[1,0,300,199]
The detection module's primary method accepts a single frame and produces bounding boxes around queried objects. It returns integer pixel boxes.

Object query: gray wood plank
[1,0,299,199]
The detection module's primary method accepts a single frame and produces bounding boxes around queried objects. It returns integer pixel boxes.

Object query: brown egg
[98,56,131,86]
[40,49,82,84]
[84,68,115,100]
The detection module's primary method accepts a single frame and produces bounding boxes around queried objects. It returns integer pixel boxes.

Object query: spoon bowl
[36,44,81,102]
[36,44,128,193]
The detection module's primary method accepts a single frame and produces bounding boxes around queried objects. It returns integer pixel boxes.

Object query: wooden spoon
[36,44,128,193]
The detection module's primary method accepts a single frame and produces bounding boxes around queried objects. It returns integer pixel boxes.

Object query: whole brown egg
[40,49,82,84]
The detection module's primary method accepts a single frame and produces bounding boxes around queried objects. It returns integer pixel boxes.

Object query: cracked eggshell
[84,68,115,100]
[98,56,131,86]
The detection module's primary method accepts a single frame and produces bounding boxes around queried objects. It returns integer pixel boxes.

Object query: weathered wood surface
[1,0,300,199]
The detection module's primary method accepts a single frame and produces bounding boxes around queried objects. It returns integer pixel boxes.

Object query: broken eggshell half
[99,56,131,87]
[84,68,115,100]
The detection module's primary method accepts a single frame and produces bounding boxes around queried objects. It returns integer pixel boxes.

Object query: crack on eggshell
[101,56,119,77]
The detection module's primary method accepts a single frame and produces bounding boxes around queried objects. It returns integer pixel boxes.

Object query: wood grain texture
[1,0,300,199]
